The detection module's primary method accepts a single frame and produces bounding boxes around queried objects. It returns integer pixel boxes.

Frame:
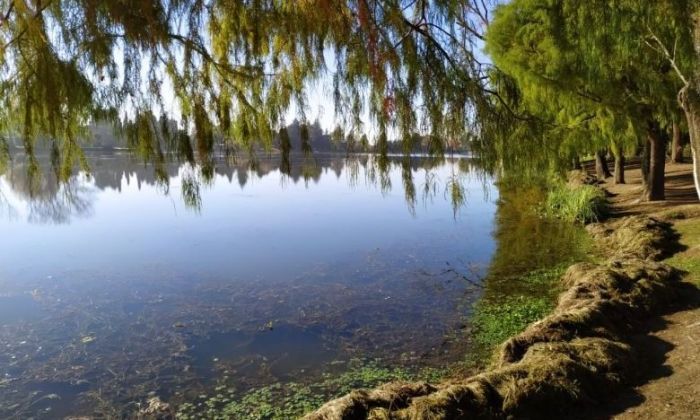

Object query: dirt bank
[304,185,687,418]
[580,163,700,419]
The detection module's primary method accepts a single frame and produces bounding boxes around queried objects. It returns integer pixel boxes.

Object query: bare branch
[645,26,689,86]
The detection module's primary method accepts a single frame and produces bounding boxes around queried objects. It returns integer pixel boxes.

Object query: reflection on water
[484,184,593,299]
[1,153,478,223]
[0,153,496,418]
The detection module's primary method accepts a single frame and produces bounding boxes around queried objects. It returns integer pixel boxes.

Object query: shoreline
[305,166,698,419]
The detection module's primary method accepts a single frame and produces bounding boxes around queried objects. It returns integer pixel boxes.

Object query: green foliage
[176,359,446,420]
[2,0,699,196]
[0,0,499,187]
[483,0,696,178]
[544,184,608,223]
[471,295,553,349]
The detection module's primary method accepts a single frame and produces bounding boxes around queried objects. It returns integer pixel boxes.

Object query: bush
[544,184,607,223]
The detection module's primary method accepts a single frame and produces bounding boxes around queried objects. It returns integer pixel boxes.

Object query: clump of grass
[543,183,607,223]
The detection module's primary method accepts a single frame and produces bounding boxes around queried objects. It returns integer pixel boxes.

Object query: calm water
[0,154,502,417]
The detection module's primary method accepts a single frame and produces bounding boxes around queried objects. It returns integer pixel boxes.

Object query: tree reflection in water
[0,152,476,222]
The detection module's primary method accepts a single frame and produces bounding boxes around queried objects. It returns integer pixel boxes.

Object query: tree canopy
[484,0,700,200]
[3,0,700,201]
[0,0,502,183]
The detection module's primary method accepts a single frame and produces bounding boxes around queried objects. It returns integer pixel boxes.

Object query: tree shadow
[567,214,700,418]
[571,272,700,419]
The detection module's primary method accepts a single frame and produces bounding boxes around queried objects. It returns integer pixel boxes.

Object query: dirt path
[611,307,700,419]
[591,162,700,419]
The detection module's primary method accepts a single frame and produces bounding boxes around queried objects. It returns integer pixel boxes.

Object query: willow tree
[486,0,683,200]
[0,0,507,191]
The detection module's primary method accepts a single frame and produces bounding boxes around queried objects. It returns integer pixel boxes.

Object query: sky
[149,47,353,136]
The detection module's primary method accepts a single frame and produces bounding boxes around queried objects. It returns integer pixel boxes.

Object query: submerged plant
[176,359,447,420]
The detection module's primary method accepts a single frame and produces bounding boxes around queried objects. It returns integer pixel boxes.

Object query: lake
[0,152,593,418]
[0,153,511,417]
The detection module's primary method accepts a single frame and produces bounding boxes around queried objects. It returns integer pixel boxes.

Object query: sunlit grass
[666,218,700,285]
[543,183,608,223]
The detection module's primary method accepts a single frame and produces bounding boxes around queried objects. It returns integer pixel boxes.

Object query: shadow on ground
[570,222,700,419]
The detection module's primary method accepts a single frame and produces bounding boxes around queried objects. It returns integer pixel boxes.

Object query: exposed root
[305,216,681,419]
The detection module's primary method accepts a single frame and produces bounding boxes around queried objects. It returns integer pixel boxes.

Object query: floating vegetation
[465,265,570,368]
[177,359,448,420]
[471,295,553,349]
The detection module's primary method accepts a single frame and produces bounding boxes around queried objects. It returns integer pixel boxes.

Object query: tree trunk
[613,147,625,184]
[671,121,684,163]
[645,123,666,201]
[640,138,650,192]
[595,150,612,180]
[572,155,582,170]
[675,11,700,200]
[680,85,700,200]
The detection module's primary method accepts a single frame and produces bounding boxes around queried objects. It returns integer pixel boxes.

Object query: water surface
[0,154,497,417]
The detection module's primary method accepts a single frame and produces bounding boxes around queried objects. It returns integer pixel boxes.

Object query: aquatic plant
[471,269,571,350]
[176,359,447,419]
[471,295,553,350]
